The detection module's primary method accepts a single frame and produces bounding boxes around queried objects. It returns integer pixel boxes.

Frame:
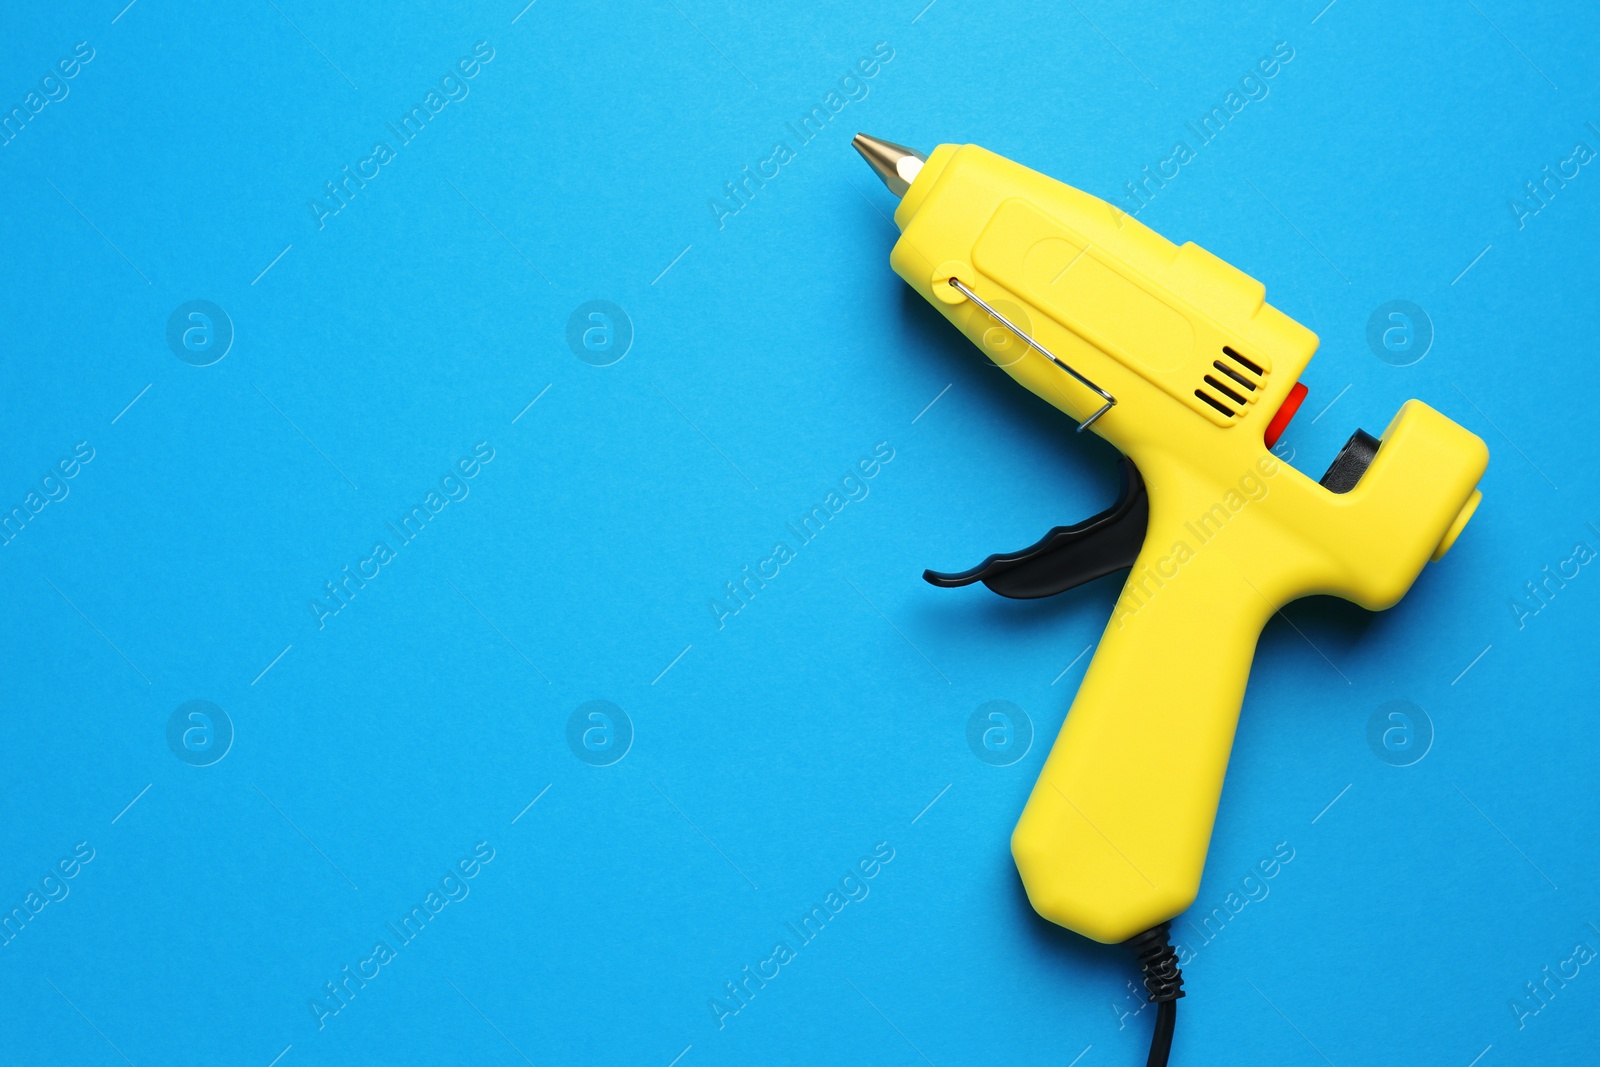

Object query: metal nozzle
[852,133,926,198]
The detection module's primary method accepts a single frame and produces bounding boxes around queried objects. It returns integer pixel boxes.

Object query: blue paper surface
[1,1,1595,1063]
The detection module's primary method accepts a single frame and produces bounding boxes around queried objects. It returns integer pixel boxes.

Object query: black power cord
[1127,923,1184,1067]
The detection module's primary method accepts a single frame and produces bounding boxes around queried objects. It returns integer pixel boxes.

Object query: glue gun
[855,135,1489,946]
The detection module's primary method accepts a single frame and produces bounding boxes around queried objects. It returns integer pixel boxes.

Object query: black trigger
[924,457,1148,600]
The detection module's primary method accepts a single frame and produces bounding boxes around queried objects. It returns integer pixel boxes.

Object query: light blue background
[1,1,1595,1064]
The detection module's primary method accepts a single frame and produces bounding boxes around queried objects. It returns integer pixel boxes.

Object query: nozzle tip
[852,133,926,198]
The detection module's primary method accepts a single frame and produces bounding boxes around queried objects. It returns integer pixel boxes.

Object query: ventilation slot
[1194,389,1234,417]
[1222,346,1263,375]
[1194,345,1267,419]
[1203,374,1247,405]
[1211,360,1256,392]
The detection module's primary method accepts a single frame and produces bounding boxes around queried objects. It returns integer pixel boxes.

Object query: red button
[1264,382,1308,449]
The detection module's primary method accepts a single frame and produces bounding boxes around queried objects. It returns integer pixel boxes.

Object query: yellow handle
[1011,492,1281,944]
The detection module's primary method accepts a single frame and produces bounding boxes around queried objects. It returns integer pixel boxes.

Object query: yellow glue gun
[856,136,1488,945]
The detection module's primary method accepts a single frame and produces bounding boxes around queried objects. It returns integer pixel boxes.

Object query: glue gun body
[867,139,1488,943]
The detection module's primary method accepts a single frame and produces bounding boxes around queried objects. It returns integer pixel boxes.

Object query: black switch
[1319,429,1381,494]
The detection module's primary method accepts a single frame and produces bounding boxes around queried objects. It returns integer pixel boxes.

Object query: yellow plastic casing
[888,145,1489,944]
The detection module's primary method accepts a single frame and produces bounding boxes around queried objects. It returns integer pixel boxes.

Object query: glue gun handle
[1011,536,1277,944]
